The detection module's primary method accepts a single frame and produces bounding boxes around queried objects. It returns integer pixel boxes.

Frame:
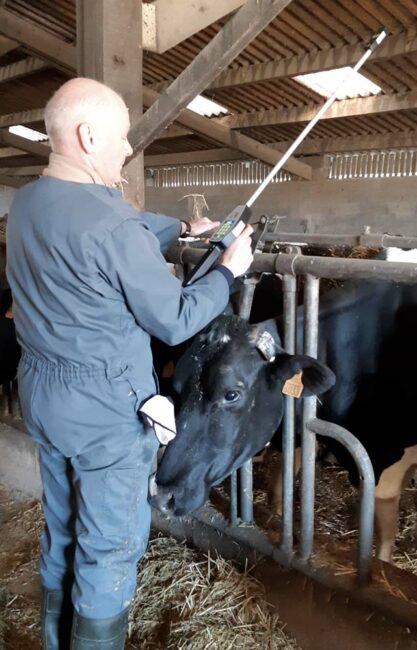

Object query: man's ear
[271,353,336,397]
[78,122,95,154]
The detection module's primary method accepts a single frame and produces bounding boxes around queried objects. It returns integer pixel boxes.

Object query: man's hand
[219,224,254,278]
[188,217,220,237]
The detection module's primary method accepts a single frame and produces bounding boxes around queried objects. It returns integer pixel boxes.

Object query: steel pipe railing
[280,274,297,558]
[263,232,417,249]
[305,418,375,585]
[299,275,320,560]
[168,245,417,283]
[230,278,258,525]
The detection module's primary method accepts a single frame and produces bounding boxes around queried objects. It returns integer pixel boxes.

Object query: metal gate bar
[280,274,297,558]
[263,232,417,249]
[172,245,417,283]
[229,277,257,525]
[305,418,375,584]
[299,275,320,560]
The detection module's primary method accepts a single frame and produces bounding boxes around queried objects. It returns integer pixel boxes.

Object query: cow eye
[224,390,241,403]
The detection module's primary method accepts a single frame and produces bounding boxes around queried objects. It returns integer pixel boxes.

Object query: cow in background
[0,288,21,415]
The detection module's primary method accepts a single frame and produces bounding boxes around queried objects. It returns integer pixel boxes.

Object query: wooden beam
[0,148,25,159]
[0,36,18,56]
[0,130,50,158]
[129,0,295,156]
[0,154,43,168]
[151,0,245,53]
[77,0,144,209]
[0,175,25,189]
[0,57,48,84]
[217,91,417,129]
[142,87,312,179]
[291,131,417,155]
[0,8,76,73]
[145,148,244,166]
[145,131,417,167]
[0,17,305,180]
[153,124,194,140]
[0,109,44,128]
[0,165,45,176]
[151,29,417,92]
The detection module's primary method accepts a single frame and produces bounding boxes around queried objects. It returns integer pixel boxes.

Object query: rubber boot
[70,608,129,649]
[41,587,73,649]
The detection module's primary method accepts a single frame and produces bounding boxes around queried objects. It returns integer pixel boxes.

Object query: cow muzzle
[148,473,175,514]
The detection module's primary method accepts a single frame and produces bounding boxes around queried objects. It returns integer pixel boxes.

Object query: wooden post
[76,0,144,210]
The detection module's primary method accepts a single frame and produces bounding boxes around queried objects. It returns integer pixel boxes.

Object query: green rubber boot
[70,608,129,649]
[41,587,73,649]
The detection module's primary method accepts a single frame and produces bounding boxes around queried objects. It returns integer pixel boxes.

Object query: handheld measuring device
[183,29,387,287]
[183,205,250,286]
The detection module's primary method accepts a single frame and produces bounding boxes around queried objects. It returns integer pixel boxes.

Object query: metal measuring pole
[244,29,387,209]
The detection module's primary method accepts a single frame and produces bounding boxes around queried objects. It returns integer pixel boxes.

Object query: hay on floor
[128,535,300,650]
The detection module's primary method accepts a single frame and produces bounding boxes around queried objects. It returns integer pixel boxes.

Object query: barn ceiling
[1,0,417,182]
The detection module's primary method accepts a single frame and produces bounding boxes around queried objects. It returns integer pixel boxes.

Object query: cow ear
[271,353,335,397]
[251,320,282,362]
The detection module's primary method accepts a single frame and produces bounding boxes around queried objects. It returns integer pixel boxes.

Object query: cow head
[149,314,335,516]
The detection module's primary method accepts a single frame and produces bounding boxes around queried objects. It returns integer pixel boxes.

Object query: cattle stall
[156,235,417,630]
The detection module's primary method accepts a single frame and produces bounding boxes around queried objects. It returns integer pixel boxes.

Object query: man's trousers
[18,351,159,619]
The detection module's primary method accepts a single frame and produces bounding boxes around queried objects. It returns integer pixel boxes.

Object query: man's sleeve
[97,219,230,345]
[139,211,182,253]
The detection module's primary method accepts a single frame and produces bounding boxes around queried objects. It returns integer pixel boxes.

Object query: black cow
[149,279,417,563]
[149,314,335,515]
[0,289,20,410]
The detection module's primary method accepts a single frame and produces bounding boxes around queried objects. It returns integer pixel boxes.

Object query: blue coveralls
[6,176,230,618]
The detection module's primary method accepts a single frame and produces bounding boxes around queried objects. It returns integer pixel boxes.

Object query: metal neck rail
[168,245,417,283]
[263,232,417,249]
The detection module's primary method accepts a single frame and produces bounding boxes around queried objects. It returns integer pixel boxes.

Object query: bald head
[45,78,125,148]
[44,77,133,186]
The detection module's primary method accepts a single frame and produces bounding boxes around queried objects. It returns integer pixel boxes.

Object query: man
[6,77,253,649]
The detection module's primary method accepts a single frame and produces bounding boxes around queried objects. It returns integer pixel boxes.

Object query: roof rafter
[129,0,298,155]
[150,29,417,93]
[144,131,417,166]
[0,175,26,189]
[0,35,18,56]
[143,87,312,179]
[0,57,49,84]
[0,130,50,158]
[216,91,417,129]
[0,110,45,129]
[0,3,311,179]
[0,7,76,73]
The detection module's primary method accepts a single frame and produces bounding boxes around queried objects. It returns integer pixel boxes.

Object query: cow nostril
[165,494,175,513]
[155,492,175,514]
[148,480,176,514]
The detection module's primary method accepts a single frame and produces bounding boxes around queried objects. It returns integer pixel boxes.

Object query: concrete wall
[0,185,15,216]
[3,175,416,235]
[145,176,417,235]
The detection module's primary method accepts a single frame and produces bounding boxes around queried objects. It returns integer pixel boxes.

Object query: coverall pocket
[108,366,142,413]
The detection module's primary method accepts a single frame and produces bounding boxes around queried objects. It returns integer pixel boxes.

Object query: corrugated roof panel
[1,0,417,159]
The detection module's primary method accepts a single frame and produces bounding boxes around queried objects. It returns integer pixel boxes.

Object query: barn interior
[1,1,417,649]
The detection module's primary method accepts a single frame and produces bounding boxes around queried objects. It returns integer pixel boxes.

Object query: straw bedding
[0,484,299,649]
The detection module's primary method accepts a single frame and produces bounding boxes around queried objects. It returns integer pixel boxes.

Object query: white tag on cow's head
[255,330,276,362]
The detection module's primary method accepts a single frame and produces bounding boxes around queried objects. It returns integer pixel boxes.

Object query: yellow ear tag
[282,371,304,398]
